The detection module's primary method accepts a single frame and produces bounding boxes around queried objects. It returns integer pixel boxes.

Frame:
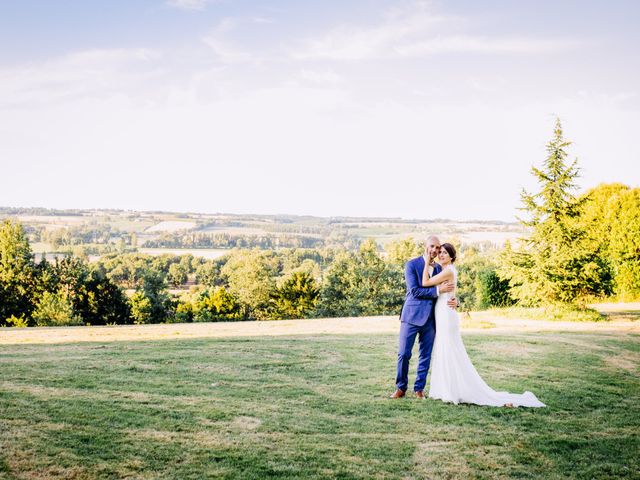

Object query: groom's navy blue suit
[396,256,441,392]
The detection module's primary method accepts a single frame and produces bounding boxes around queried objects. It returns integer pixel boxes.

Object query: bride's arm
[421,267,453,287]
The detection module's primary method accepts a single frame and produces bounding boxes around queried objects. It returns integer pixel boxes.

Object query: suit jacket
[399,256,441,326]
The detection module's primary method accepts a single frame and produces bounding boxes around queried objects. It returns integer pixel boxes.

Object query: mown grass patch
[0,331,638,479]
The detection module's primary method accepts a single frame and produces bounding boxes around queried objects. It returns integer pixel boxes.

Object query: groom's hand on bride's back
[447,297,458,309]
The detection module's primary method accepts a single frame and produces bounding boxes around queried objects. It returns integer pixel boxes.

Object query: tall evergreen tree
[499,118,603,305]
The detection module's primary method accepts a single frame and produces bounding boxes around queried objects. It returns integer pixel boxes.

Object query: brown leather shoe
[415,390,426,399]
[390,389,406,399]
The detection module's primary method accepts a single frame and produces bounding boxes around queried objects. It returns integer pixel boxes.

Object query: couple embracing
[391,236,545,408]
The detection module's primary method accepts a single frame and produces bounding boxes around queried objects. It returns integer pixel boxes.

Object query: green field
[1,331,638,479]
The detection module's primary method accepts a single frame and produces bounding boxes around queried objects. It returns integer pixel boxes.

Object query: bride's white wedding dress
[428,265,545,407]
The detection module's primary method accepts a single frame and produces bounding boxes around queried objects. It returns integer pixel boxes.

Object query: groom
[390,236,456,399]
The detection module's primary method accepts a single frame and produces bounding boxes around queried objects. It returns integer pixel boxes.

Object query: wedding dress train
[428,266,545,408]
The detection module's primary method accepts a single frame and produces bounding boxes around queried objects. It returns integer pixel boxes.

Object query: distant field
[108,218,157,232]
[29,242,54,253]
[0,327,637,479]
[3,209,528,252]
[14,215,86,224]
[198,226,269,235]
[349,221,527,247]
[145,221,198,233]
[374,231,524,246]
[138,248,231,259]
[30,245,230,261]
[3,214,157,234]
[458,230,524,244]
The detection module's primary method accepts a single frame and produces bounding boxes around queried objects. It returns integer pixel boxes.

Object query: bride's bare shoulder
[438,265,455,278]
[441,265,457,279]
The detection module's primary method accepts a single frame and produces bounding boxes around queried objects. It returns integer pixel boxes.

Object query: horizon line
[0,205,519,225]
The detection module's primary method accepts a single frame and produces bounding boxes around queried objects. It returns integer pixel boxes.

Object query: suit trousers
[395,313,436,392]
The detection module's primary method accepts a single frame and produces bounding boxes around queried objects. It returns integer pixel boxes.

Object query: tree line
[27,223,362,253]
[142,232,326,250]
[0,220,512,326]
[1,120,638,327]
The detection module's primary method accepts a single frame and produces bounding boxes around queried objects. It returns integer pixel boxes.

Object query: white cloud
[291,10,447,60]
[291,3,582,60]
[0,48,163,107]
[202,37,255,63]
[395,35,582,56]
[166,0,212,11]
[295,69,342,86]
[201,19,257,64]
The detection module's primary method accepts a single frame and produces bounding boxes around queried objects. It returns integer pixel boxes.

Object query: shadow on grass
[600,310,640,322]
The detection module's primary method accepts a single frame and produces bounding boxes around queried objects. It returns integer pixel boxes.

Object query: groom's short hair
[425,235,440,245]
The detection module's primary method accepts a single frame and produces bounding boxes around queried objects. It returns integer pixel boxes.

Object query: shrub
[32,290,83,326]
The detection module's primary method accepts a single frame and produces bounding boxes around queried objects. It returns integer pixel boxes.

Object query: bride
[421,243,545,408]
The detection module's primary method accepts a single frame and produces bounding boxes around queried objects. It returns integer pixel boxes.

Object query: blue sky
[1,0,639,220]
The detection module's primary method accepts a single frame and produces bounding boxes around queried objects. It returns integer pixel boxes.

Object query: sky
[1,0,639,221]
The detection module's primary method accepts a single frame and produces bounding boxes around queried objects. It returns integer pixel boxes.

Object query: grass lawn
[0,330,638,479]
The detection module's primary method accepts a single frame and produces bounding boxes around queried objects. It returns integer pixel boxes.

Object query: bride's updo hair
[441,243,457,263]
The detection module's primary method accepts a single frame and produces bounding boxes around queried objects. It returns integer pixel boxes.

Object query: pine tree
[499,118,602,305]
